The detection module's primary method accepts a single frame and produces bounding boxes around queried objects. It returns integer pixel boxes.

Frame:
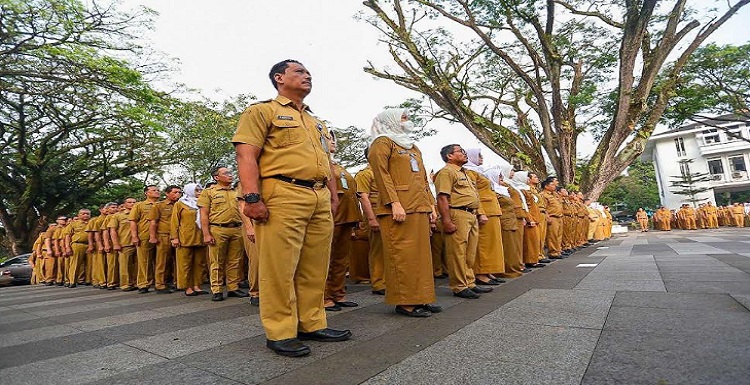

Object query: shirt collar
[275,95,312,113]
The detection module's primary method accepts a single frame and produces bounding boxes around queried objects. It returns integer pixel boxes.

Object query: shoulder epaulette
[249,99,273,106]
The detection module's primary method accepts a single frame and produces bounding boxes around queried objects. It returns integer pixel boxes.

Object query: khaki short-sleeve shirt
[129,201,156,240]
[197,185,242,225]
[434,164,480,209]
[148,200,174,234]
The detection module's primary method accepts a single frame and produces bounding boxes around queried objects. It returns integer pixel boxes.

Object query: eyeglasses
[452,148,466,154]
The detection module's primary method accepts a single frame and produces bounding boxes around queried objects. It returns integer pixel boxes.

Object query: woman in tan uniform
[485,166,523,278]
[368,109,439,318]
[463,149,505,285]
[170,183,207,296]
[512,171,545,269]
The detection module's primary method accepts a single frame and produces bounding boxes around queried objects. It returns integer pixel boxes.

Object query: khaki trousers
[93,251,106,286]
[136,241,156,289]
[474,215,504,274]
[118,246,137,289]
[56,255,66,283]
[155,234,176,290]
[562,216,574,250]
[241,234,259,296]
[444,210,478,293]
[538,212,547,260]
[256,179,331,341]
[85,249,95,284]
[176,246,206,290]
[207,226,243,294]
[348,227,371,283]
[106,251,119,288]
[380,213,435,305]
[44,257,56,282]
[325,223,354,302]
[523,224,541,265]
[430,221,446,278]
[68,243,87,284]
[546,216,563,256]
[734,214,745,228]
[638,219,649,231]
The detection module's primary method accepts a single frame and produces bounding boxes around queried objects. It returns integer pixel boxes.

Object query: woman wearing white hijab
[462,149,505,285]
[512,172,546,268]
[368,108,439,317]
[170,183,208,296]
[485,166,524,278]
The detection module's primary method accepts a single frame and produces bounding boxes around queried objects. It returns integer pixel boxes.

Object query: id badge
[320,135,329,153]
[409,154,420,172]
[340,172,349,189]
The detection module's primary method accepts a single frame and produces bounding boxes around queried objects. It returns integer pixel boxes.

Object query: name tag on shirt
[277,115,294,120]
[340,172,349,189]
[409,155,420,172]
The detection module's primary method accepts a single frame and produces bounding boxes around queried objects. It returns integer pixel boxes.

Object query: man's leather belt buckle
[272,175,326,190]
[451,206,477,214]
[209,222,242,228]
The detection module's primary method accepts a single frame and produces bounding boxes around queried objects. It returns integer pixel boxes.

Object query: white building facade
[641,115,750,208]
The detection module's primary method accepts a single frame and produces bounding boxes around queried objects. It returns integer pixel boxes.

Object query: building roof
[650,113,748,139]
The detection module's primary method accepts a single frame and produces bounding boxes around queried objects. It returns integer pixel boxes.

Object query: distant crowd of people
[635,202,750,231]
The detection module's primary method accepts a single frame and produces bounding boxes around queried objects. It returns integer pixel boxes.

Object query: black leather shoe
[471,286,493,293]
[539,258,553,263]
[525,263,546,268]
[156,288,173,294]
[371,289,386,295]
[549,255,564,259]
[454,288,480,299]
[420,304,443,313]
[335,301,358,307]
[68,284,77,288]
[57,282,64,286]
[395,306,432,317]
[325,304,342,312]
[249,296,260,306]
[227,290,249,298]
[298,328,352,342]
[107,286,117,290]
[491,278,506,284]
[522,268,532,273]
[212,293,224,301]
[138,288,149,294]
[185,291,199,297]
[238,281,250,289]
[266,338,311,357]
[475,279,500,286]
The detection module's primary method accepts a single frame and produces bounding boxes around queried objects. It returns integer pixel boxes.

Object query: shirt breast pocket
[269,119,306,148]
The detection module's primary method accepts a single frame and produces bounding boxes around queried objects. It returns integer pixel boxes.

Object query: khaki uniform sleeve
[170,204,181,239]
[434,169,454,197]
[147,203,161,222]
[368,137,399,205]
[231,106,270,148]
[129,203,141,222]
[197,190,211,208]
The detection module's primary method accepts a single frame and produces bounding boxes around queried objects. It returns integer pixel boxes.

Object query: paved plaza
[1,228,750,385]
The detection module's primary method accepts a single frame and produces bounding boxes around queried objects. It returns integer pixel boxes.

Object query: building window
[674,137,686,156]
[701,129,721,145]
[679,161,691,176]
[729,155,747,179]
[726,125,743,141]
[707,158,724,181]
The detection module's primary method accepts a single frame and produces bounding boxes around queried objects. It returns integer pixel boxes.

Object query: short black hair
[541,176,557,189]
[269,59,302,90]
[210,166,225,180]
[143,184,157,192]
[164,185,181,194]
[440,144,459,162]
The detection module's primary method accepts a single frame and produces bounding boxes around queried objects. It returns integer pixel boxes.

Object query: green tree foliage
[331,125,370,169]
[361,0,749,200]
[598,160,660,211]
[0,0,176,253]
[669,159,711,207]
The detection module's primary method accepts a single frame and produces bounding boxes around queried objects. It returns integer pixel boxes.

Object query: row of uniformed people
[637,202,749,231]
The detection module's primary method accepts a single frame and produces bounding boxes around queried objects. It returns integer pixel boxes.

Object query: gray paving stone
[582,329,750,385]
[668,243,734,255]
[0,323,83,348]
[612,291,748,311]
[731,293,750,311]
[0,332,116,370]
[603,304,750,334]
[83,361,241,385]
[364,323,601,385]
[664,279,750,294]
[0,344,167,385]
[660,271,750,282]
[575,280,666,291]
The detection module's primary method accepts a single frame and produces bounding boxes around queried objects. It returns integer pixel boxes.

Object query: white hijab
[499,165,528,211]
[464,148,482,172]
[483,165,509,198]
[370,108,415,149]
[511,171,530,191]
[180,183,202,228]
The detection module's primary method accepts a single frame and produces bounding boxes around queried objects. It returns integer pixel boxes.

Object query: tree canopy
[598,159,660,211]
[361,0,749,199]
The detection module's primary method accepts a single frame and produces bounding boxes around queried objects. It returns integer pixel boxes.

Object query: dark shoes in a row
[267,328,352,357]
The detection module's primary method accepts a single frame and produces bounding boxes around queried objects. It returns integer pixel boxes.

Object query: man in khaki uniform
[237,184,259,304]
[149,185,181,293]
[575,193,589,247]
[130,185,160,293]
[52,217,70,285]
[99,202,119,289]
[560,189,575,254]
[324,133,361,311]
[355,161,386,295]
[86,205,107,287]
[198,167,247,301]
[541,177,563,259]
[234,60,350,357]
[731,203,745,227]
[64,209,91,287]
[109,198,138,291]
[682,205,698,230]
[585,199,600,241]
[531,174,550,263]
[435,144,489,299]
[705,202,719,228]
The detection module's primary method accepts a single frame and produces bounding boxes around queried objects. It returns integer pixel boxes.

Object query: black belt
[73,241,88,245]
[450,206,478,214]
[209,222,242,228]
[270,175,326,189]
[539,210,547,213]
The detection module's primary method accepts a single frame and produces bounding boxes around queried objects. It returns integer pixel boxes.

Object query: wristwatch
[242,193,261,203]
